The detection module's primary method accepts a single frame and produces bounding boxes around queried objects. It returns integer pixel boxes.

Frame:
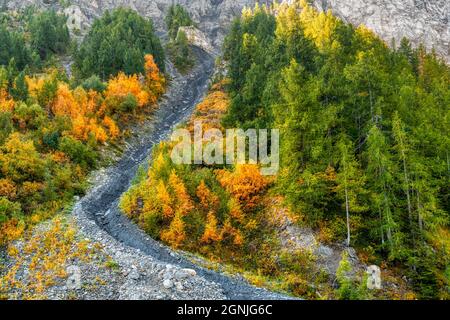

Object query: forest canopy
[74,8,165,80]
[0,8,70,72]
[221,0,449,298]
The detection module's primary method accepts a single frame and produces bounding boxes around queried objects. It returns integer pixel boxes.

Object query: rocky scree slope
[72,48,290,300]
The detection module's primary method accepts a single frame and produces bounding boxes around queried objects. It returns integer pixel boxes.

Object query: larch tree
[335,134,366,246]
[366,124,401,257]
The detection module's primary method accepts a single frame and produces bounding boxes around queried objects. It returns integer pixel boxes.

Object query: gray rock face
[178,26,217,55]
[315,0,450,63]
[3,0,448,62]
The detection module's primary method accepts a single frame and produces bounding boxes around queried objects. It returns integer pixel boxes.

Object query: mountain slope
[3,0,449,62]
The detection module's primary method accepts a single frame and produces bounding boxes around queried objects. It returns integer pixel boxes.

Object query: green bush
[59,136,97,169]
[335,251,368,300]
[0,197,22,223]
[81,75,106,93]
[119,93,138,113]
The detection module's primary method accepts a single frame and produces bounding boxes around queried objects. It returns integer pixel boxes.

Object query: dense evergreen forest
[222,1,449,299]
[0,8,70,71]
[74,8,165,80]
[121,1,449,299]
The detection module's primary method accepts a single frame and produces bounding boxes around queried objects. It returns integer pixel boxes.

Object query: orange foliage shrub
[196,180,219,210]
[52,83,79,117]
[19,181,44,197]
[228,198,243,221]
[186,81,230,133]
[50,151,69,164]
[220,219,244,246]
[102,116,120,139]
[0,219,25,244]
[0,178,17,200]
[0,89,15,112]
[71,115,107,143]
[216,164,271,212]
[105,72,150,108]
[52,84,111,143]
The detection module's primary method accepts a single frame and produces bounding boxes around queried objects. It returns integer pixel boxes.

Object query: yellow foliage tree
[144,54,165,104]
[201,211,221,243]
[298,1,338,50]
[168,170,194,216]
[160,212,185,248]
[156,180,173,218]
[196,180,219,210]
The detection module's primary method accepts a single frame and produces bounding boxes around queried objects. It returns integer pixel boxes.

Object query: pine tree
[335,135,366,246]
[366,124,401,257]
[392,112,414,233]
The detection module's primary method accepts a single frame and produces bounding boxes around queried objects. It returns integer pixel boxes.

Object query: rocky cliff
[315,0,449,63]
[2,0,449,62]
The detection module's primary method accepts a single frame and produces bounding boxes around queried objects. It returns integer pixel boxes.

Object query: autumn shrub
[13,103,46,130]
[0,133,47,183]
[104,72,149,109]
[0,15,166,248]
[120,83,274,262]
[216,164,271,212]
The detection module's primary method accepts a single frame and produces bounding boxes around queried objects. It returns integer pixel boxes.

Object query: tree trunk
[402,154,412,225]
[345,186,350,247]
[417,191,423,231]
[379,207,385,244]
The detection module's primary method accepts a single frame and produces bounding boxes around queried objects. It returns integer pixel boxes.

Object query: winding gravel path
[72,48,290,300]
